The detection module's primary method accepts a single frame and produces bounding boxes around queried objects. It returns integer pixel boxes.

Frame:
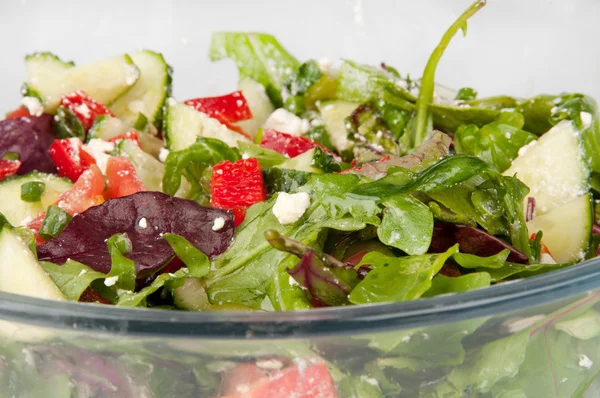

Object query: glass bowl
[2,0,600,397]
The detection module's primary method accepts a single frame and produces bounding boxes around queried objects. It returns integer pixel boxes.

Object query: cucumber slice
[25,54,140,113]
[88,115,129,141]
[526,193,592,263]
[317,100,360,152]
[164,99,250,151]
[277,147,336,174]
[503,120,590,215]
[22,52,74,102]
[0,227,65,300]
[0,173,72,226]
[235,78,275,137]
[109,50,172,129]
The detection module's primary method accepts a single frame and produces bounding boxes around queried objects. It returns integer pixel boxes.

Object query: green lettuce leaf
[106,233,137,292]
[40,259,108,301]
[378,195,433,255]
[422,272,491,297]
[453,249,510,269]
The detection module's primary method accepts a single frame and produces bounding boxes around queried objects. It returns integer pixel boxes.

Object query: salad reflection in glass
[1,0,600,395]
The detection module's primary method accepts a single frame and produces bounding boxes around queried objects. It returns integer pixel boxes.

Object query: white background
[1,0,599,111]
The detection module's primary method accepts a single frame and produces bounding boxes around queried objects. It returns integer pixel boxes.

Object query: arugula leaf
[454,118,537,172]
[348,245,458,304]
[378,195,433,255]
[483,261,570,282]
[117,270,186,307]
[162,137,240,198]
[163,233,210,278]
[209,32,299,107]
[237,141,286,168]
[453,249,510,269]
[352,155,492,199]
[106,233,137,292]
[40,259,108,301]
[422,272,491,297]
[266,266,312,311]
[412,0,486,147]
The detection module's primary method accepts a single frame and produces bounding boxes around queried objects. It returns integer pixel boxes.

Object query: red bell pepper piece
[104,156,146,199]
[210,158,266,226]
[185,91,253,139]
[5,106,31,119]
[107,130,141,148]
[49,138,97,182]
[60,91,114,131]
[260,129,335,158]
[0,159,22,180]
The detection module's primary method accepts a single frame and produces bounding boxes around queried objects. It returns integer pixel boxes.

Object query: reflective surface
[2,0,600,396]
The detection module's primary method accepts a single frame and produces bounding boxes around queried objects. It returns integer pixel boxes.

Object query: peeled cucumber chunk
[24,53,140,113]
[503,120,590,215]
[317,100,359,152]
[527,193,592,263]
[0,228,65,301]
[235,78,275,137]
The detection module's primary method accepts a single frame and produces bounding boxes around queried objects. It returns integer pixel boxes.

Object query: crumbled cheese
[19,216,33,227]
[578,354,593,369]
[158,147,170,163]
[104,276,119,286]
[236,99,243,107]
[128,100,145,114]
[73,103,91,119]
[83,139,115,173]
[289,275,300,287]
[241,153,250,160]
[272,192,311,225]
[78,269,87,277]
[263,108,310,136]
[540,252,557,264]
[167,97,177,107]
[318,57,334,74]
[212,217,225,231]
[21,96,43,116]
[256,359,284,370]
[138,217,148,229]
[360,375,380,387]
[580,112,593,129]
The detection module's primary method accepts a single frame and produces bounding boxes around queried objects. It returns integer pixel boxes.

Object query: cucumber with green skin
[109,50,172,130]
[24,53,140,113]
[0,172,72,227]
[277,146,342,174]
[164,99,250,151]
[0,227,65,300]
[263,168,312,196]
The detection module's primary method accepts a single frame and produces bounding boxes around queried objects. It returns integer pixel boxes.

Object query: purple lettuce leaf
[38,192,235,276]
[0,115,57,174]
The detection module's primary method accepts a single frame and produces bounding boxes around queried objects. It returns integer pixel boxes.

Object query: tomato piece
[210,158,266,226]
[260,129,334,158]
[220,361,338,398]
[49,138,97,182]
[104,156,145,199]
[107,130,141,147]
[79,287,112,304]
[0,159,21,180]
[60,91,114,131]
[57,165,106,215]
[5,106,31,119]
[185,91,252,123]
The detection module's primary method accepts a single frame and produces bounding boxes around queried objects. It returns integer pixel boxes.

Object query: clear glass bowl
[2,1,600,397]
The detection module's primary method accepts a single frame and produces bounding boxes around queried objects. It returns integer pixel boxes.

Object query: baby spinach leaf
[266,266,312,311]
[429,103,501,133]
[162,137,240,197]
[412,0,486,146]
[484,261,570,282]
[40,259,109,301]
[454,249,510,269]
[348,245,458,304]
[514,94,556,134]
[498,175,532,260]
[422,272,491,297]
[209,32,299,106]
[117,269,187,307]
[378,195,433,255]
[454,119,537,172]
[106,233,137,292]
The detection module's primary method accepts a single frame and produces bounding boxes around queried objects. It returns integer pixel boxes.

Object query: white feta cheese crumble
[78,269,87,277]
[158,147,170,163]
[317,57,334,74]
[256,359,284,370]
[263,108,310,136]
[578,354,593,369]
[360,375,380,387]
[104,276,119,287]
[580,112,593,129]
[166,97,178,107]
[21,96,44,116]
[272,192,311,225]
[540,252,557,264]
[138,217,148,229]
[73,103,91,119]
[212,217,225,231]
[83,139,115,174]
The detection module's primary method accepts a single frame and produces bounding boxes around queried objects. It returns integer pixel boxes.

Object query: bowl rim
[1,256,599,339]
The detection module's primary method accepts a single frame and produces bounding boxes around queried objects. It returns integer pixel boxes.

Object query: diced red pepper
[210,158,266,226]
[5,106,31,119]
[104,156,145,199]
[185,91,253,139]
[260,129,334,158]
[49,138,97,182]
[0,159,21,180]
[107,130,141,148]
[29,165,105,242]
[220,361,338,398]
[60,91,114,131]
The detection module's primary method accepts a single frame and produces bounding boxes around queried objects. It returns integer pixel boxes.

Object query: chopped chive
[20,181,45,202]
[2,152,20,161]
[39,205,72,241]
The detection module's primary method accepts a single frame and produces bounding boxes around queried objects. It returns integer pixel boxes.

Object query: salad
[0,1,598,313]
